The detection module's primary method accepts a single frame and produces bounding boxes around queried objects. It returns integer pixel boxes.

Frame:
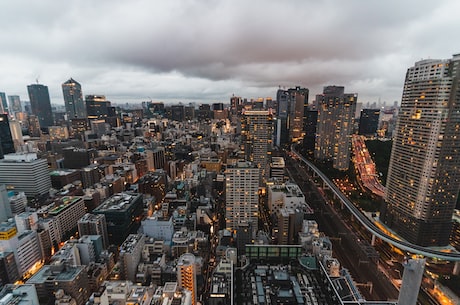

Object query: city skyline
[0,1,460,105]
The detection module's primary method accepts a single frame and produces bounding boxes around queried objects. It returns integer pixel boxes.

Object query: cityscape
[0,53,459,305]
[1,2,460,305]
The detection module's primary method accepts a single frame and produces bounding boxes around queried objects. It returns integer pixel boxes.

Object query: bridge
[291,146,460,262]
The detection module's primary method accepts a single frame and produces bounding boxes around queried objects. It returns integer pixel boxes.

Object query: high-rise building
[275,87,309,146]
[62,78,86,119]
[241,110,274,185]
[0,92,8,114]
[27,84,54,131]
[382,55,460,246]
[358,109,380,136]
[0,184,11,223]
[225,161,259,237]
[86,95,111,120]
[315,86,357,171]
[0,153,51,198]
[8,95,21,113]
[177,253,197,305]
[78,213,109,249]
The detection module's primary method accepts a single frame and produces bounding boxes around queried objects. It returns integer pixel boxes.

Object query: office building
[382,55,460,246]
[8,120,24,151]
[267,182,308,217]
[27,84,54,131]
[8,95,21,113]
[241,110,274,185]
[0,92,8,114]
[0,252,20,287]
[86,95,111,120]
[78,213,109,249]
[93,192,144,245]
[0,114,15,158]
[27,262,90,305]
[275,86,309,146]
[0,185,12,223]
[225,161,259,237]
[0,284,40,305]
[62,78,86,119]
[62,147,96,169]
[270,157,285,182]
[119,233,145,282]
[315,86,357,171]
[50,169,81,189]
[27,115,41,137]
[8,191,27,216]
[358,108,380,136]
[0,153,51,198]
[48,126,70,141]
[177,253,197,305]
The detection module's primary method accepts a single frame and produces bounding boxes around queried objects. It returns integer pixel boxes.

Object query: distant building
[358,109,380,136]
[315,86,357,171]
[48,126,70,141]
[62,147,96,169]
[8,95,22,113]
[50,169,81,189]
[62,78,86,119]
[27,84,54,131]
[0,114,15,158]
[86,95,111,120]
[0,92,8,114]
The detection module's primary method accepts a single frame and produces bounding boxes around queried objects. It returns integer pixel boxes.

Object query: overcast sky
[1,0,460,106]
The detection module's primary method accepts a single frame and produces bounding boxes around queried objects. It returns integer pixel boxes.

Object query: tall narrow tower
[27,84,53,131]
[241,109,273,185]
[62,78,86,119]
[382,54,460,246]
[177,253,197,305]
[315,86,357,171]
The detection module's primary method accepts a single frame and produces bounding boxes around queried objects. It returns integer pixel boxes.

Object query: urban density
[0,52,460,305]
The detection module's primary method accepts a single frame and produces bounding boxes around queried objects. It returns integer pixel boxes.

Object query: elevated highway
[291,147,460,262]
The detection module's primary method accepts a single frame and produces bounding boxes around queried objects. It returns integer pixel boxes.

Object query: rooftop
[93,192,141,213]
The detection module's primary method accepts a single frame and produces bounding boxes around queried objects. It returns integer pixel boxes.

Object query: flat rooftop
[93,192,141,213]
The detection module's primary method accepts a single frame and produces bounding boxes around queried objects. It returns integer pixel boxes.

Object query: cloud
[0,0,460,104]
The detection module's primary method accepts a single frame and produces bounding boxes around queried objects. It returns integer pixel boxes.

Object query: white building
[268,183,307,217]
[141,213,174,243]
[119,234,145,282]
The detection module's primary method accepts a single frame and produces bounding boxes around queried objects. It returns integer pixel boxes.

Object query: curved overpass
[291,147,460,262]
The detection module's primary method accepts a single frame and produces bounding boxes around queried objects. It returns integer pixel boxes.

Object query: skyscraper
[225,160,259,238]
[275,86,309,146]
[358,108,380,136]
[315,86,357,171]
[0,114,15,158]
[27,84,54,131]
[241,109,274,185]
[8,95,21,113]
[382,55,460,246]
[62,78,86,119]
[0,92,8,114]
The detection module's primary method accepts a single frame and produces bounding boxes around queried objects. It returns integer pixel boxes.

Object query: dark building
[62,147,96,169]
[70,118,89,139]
[144,101,165,117]
[62,78,86,119]
[0,92,8,114]
[196,104,212,121]
[138,170,167,203]
[0,251,20,288]
[302,109,318,155]
[0,114,15,158]
[27,115,42,137]
[50,169,82,189]
[93,192,144,245]
[27,84,54,131]
[86,95,111,120]
[184,104,195,121]
[171,105,185,122]
[358,109,380,136]
[80,165,101,188]
[275,86,309,146]
[230,95,243,116]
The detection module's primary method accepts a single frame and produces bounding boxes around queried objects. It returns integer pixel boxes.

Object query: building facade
[315,86,357,171]
[382,55,460,246]
[27,84,54,131]
[241,110,273,185]
[62,78,86,119]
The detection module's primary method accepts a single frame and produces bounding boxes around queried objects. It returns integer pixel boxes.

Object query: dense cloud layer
[1,0,460,104]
